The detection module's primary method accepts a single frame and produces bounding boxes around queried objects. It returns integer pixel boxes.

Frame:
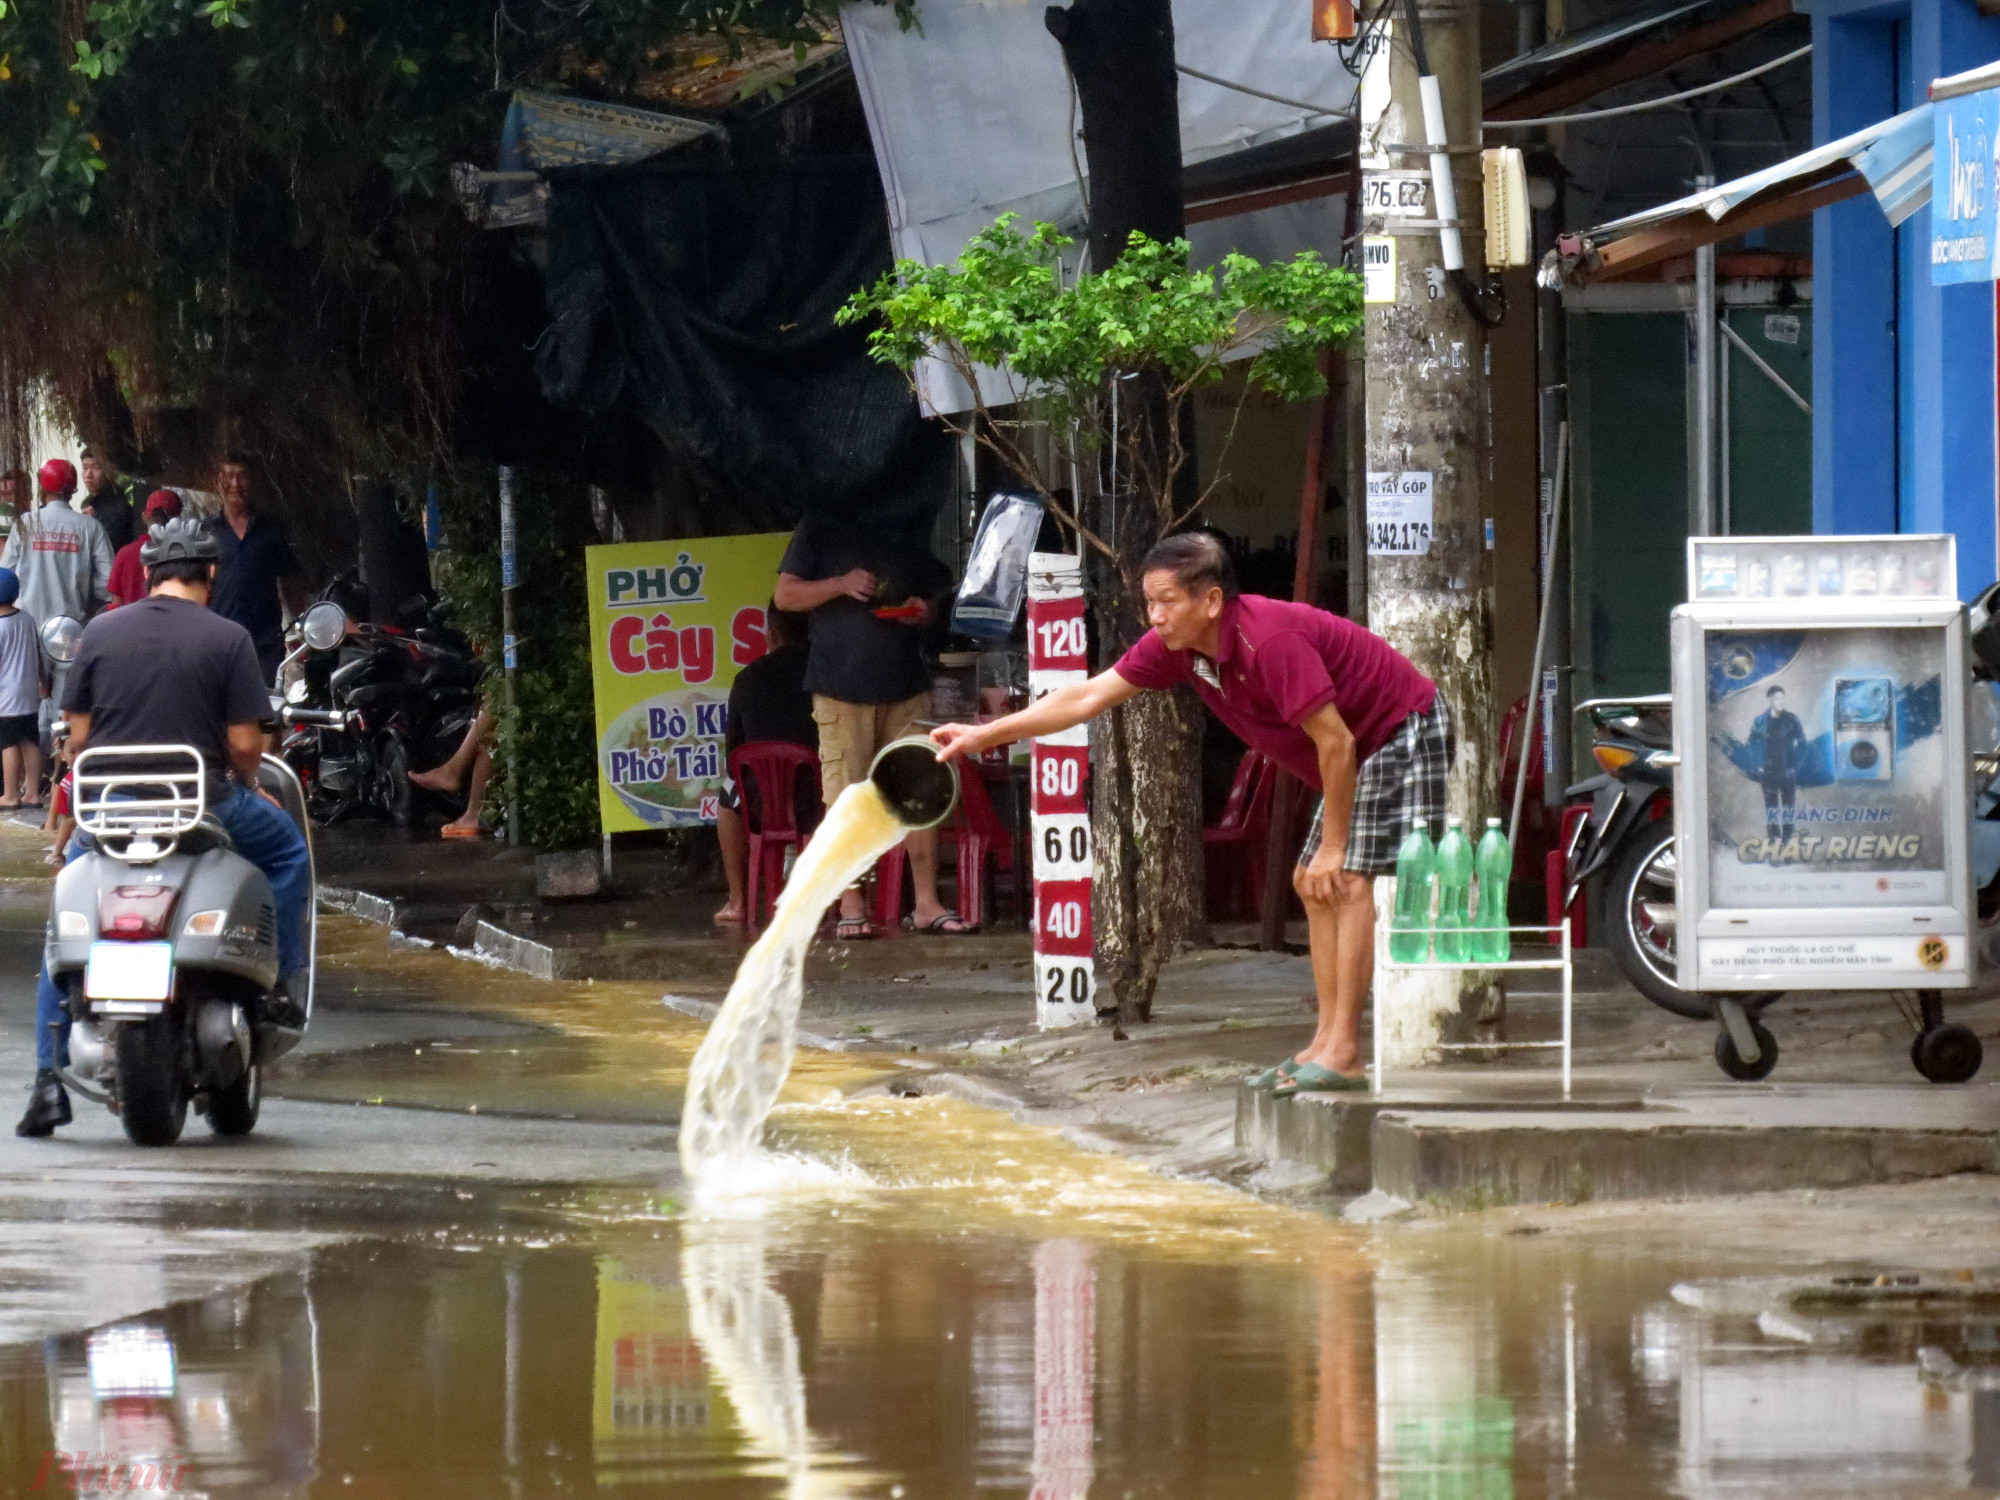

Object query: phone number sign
[1366,471,1434,556]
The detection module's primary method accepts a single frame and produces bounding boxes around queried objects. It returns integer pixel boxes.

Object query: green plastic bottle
[1389,824,1436,963]
[1433,817,1473,963]
[1472,816,1513,962]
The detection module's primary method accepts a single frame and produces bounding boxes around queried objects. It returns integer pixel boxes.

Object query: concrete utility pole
[1361,0,1496,1065]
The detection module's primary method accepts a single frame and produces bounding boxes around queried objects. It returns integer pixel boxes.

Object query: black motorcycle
[278,584,484,827]
[1559,694,1702,1017]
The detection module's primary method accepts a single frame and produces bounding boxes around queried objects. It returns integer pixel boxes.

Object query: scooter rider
[16,518,310,1138]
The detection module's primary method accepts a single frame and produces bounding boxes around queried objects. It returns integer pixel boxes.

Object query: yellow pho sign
[585,533,793,832]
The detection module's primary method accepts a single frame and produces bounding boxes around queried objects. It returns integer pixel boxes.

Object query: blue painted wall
[1806,0,2000,597]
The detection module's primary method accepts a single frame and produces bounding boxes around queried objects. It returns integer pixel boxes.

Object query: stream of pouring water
[679,782,909,1186]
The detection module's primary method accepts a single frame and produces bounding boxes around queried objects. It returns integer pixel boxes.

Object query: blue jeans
[35,786,311,1070]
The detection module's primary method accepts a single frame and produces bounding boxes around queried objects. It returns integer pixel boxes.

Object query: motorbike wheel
[114,1013,188,1147]
[378,735,413,828]
[1605,818,1712,1020]
[207,1061,261,1136]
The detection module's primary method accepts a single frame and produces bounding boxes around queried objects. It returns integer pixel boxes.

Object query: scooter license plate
[84,942,174,1001]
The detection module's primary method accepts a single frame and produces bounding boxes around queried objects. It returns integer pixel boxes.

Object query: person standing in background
[204,453,304,686]
[107,490,184,607]
[713,604,817,927]
[774,514,969,940]
[2,459,112,626]
[0,470,30,531]
[0,567,42,809]
[77,448,135,554]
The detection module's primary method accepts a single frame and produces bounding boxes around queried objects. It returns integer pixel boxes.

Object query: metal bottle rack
[1375,918,1575,1099]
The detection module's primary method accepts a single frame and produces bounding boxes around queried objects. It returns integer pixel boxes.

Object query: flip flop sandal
[1246,1058,1303,1091]
[1271,1062,1370,1099]
[905,912,975,935]
[834,918,874,942]
[439,825,483,840]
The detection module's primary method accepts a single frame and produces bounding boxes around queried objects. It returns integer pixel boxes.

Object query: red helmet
[36,459,76,498]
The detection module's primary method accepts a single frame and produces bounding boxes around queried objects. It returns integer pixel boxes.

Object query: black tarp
[535,159,953,540]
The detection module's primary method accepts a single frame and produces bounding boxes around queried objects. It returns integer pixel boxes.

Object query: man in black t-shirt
[205,454,303,685]
[775,516,966,938]
[17,518,312,1138]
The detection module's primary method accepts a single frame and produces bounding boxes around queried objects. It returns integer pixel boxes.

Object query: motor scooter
[43,735,315,1147]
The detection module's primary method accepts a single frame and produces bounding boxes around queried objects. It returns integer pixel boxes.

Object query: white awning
[842,0,1358,273]
[1591,102,1934,238]
[1931,58,2000,101]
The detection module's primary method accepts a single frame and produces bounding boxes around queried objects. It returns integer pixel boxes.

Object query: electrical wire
[1483,42,1811,129]
[1173,63,1354,120]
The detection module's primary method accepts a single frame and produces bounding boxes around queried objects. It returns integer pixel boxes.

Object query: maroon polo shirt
[1113,595,1436,789]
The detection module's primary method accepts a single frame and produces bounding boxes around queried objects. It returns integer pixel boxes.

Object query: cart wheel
[1912,1024,1983,1084]
[1714,1019,1778,1082]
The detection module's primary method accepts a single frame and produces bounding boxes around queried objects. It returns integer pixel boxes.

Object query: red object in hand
[872,602,924,620]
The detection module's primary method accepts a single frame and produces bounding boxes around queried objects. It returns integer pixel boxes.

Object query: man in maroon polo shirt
[931,532,1451,1094]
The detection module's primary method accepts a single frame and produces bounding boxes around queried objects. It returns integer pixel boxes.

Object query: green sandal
[1271,1062,1370,1098]
[1245,1058,1303,1091]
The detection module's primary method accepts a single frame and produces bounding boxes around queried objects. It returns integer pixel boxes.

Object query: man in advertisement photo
[1750,684,1807,846]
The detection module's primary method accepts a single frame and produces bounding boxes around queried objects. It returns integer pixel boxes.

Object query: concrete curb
[1235,1085,1648,1193]
[1237,1080,2000,1206]
[320,886,397,929]
[1373,1113,2000,1208]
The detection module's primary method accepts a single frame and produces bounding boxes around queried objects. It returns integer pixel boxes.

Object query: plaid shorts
[1298,697,1455,876]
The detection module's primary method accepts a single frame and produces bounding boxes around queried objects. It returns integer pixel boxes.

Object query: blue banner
[1932,90,1998,284]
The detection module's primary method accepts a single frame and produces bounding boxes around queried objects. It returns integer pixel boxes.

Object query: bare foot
[713,902,745,926]
[409,765,462,794]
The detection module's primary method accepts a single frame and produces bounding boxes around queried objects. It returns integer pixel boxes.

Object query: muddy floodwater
[2,910,1997,1496]
[6,1169,2000,1499]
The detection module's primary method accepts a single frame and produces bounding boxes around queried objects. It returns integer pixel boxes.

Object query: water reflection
[35,1280,321,1497]
[6,1210,2000,1496]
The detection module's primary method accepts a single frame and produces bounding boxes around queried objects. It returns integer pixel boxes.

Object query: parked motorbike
[277,582,484,827]
[1558,694,1702,1017]
[45,741,316,1147]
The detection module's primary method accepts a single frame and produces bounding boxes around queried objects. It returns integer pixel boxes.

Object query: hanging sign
[1362,236,1397,303]
[585,533,793,832]
[1027,552,1095,1028]
[1932,89,1999,284]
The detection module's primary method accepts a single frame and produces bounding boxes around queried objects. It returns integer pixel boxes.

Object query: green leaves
[841,215,1364,409]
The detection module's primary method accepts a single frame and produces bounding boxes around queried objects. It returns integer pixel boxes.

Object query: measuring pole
[498,465,520,847]
[1027,552,1094,1028]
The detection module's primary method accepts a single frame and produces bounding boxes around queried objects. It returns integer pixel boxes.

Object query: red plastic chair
[871,763,1016,931]
[1203,752,1278,921]
[730,741,822,936]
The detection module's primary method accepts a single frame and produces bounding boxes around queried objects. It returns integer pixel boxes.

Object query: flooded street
[7,1177,2000,1498]
[0,830,1996,1496]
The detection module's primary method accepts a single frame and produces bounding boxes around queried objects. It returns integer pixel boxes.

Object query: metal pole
[1718,305,1732,535]
[1691,190,1717,537]
[1508,421,1569,854]
[499,465,520,846]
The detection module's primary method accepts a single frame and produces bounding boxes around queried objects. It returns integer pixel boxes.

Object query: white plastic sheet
[843,0,1357,268]
[842,0,1357,414]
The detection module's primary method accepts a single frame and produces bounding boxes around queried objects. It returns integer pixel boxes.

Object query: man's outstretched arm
[931,669,1141,762]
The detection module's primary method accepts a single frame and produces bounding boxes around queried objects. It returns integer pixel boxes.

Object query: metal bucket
[869,737,960,829]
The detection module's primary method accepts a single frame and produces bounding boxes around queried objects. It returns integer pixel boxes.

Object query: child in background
[0,567,42,809]
[43,760,72,867]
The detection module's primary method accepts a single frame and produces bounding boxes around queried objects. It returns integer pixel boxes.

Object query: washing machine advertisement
[1702,626,1948,910]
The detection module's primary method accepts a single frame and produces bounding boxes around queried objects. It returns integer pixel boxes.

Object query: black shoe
[15,1069,71,1137]
[261,975,308,1032]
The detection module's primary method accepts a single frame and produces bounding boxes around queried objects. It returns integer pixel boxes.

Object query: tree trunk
[1047,0,1204,1025]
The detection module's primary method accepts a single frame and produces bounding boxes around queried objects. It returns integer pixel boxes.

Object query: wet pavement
[5,820,2000,1495]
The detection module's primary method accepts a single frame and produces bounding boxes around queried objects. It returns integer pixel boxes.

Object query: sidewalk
[320,821,2000,1214]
